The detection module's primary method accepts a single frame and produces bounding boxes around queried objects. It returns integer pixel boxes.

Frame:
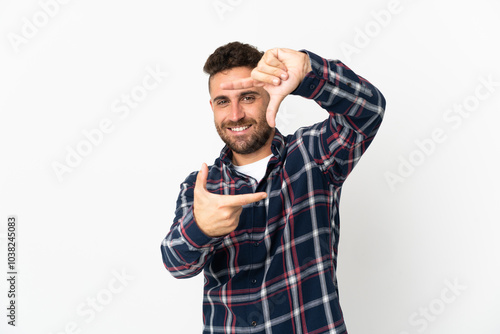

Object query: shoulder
[180,158,223,188]
[285,118,331,147]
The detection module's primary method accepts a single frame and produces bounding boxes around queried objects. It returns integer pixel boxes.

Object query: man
[161,41,386,333]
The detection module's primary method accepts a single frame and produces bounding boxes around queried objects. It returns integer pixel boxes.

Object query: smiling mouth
[229,125,251,132]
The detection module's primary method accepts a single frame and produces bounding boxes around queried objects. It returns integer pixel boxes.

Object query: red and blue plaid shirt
[161,50,386,333]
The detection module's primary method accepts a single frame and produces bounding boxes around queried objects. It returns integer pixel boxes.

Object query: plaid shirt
[161,50,386,333]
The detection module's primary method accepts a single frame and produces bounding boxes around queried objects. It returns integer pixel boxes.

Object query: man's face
[209,66,274,156]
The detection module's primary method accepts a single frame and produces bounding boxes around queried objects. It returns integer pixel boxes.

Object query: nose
[229,101,245,123]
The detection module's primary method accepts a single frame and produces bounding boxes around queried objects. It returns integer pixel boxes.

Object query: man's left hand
[220,48,312,128]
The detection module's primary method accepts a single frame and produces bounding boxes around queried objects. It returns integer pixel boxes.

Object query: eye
[241,95,255,103]
[216,99,228,106]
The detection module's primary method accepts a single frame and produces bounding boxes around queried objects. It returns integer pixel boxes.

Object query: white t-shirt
[233,154,273,182]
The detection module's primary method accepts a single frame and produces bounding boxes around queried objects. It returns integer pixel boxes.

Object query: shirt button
[251,279,257,284]
[254,242,259,247]
[251,321,257,327]
[309,84,316,90]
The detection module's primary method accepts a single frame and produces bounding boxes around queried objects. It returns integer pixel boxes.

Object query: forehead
[209,66,254,97]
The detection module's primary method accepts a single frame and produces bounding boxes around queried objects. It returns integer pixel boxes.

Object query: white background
[1,0,499,333]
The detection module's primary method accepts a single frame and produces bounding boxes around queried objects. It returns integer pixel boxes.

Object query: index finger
[222,192,267,207]
[219,77,260,90]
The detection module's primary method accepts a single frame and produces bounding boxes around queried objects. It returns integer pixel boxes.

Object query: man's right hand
[193,163,267,238]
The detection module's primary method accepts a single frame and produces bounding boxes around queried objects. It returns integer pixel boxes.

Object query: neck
[232,130,275,166]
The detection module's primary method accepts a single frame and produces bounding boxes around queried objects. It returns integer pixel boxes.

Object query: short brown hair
[203,41,263,85]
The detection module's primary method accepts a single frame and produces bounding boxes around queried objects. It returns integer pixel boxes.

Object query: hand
[193,163,267,237]
[220,48,312,128]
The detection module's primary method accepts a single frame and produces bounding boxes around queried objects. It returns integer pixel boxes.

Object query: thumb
[266,95,284,128]
[195,163,209,192]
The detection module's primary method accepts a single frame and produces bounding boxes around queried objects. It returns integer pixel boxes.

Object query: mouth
[228,125,252,133]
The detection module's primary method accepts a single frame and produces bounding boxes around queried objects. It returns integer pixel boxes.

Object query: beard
[215,113,274,155]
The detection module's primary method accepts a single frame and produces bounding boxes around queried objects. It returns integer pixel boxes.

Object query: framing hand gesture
[220,48,312,128]
[193,163,267,237]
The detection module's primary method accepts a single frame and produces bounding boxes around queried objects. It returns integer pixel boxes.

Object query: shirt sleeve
[291,50,386,184]
[160,171,224,279]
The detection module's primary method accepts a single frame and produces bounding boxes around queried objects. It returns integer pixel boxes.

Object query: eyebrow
[213,90,261,103]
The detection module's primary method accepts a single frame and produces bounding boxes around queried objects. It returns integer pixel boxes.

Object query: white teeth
[230,126,250,132]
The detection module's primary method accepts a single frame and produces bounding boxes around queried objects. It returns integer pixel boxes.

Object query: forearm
[161,179,223,279]
[291,50,386,182]
[292,50,386,140]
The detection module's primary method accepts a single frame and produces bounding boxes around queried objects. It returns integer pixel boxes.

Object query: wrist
[303,53,312,75]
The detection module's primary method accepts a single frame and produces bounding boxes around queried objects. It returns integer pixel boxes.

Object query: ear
[209,99,214,111]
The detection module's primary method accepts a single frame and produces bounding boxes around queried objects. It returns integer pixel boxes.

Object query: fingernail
[273,78,280,85]
[281,73,288,80]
